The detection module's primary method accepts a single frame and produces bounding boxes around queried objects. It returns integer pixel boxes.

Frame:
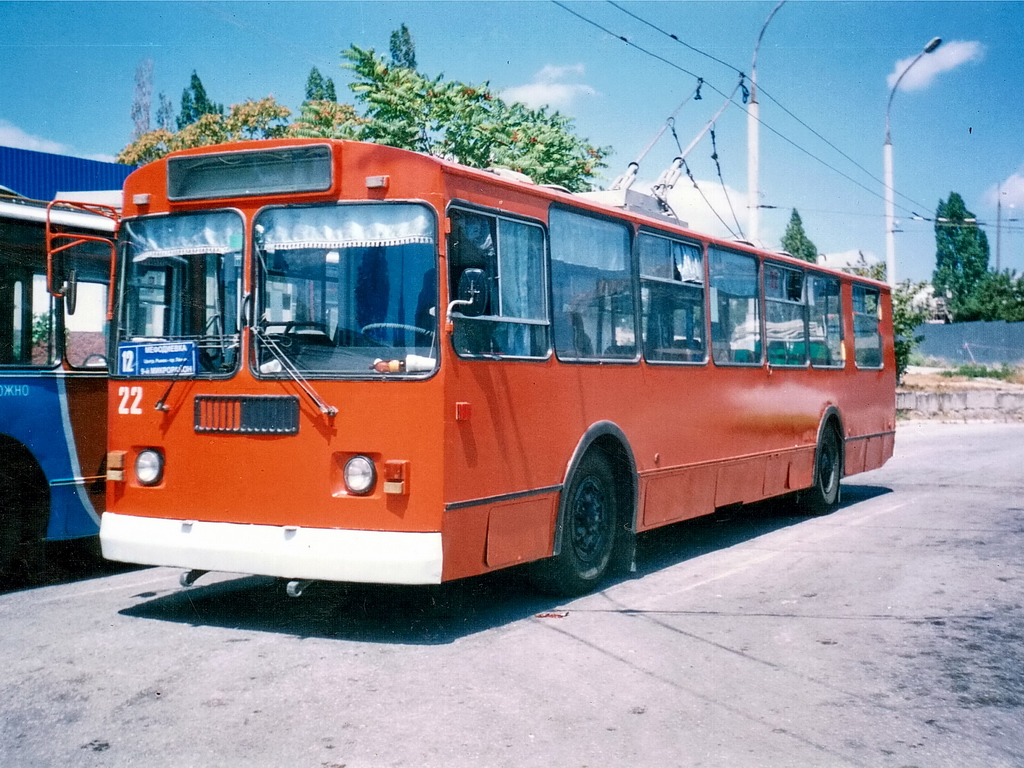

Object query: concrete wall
[897,390,1024,420]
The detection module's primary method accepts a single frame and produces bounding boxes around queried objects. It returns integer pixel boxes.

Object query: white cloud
[503,64,597,111]
[0,119,71,154]
[985,172,1024,211]
[887,40,984,92]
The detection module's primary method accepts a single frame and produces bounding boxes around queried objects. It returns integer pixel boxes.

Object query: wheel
[800,425,842,515]
[0,460,48,584]
[531,452,618,596]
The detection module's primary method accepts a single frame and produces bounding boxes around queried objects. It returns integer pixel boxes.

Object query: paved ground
[1,421,1022,767]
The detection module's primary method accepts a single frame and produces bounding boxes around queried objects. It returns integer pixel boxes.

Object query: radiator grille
[194,395,300,435]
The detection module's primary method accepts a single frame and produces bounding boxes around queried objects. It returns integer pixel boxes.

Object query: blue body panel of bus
[0,371,101,540]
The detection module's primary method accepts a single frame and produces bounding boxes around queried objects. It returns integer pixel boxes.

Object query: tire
[0,457,48,584]
[800,424,842,515]
[531,452,619,597]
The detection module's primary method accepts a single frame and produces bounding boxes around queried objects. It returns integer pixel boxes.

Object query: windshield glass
[253,203,438,377]
[117,211,243,376]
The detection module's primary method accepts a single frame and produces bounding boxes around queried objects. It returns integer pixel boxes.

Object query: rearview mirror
[456,268,487,317]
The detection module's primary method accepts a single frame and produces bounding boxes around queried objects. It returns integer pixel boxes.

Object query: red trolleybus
[1,195,116,579]
[100,140,896,595]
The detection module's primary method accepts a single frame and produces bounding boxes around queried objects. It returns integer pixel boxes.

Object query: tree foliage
[177,71,223,130]
[304,67,337,102]
[932,192,990,320]
[119,97,291,165]
[389,24,417,70]
[289,100,365,140]
[341,43,608,191]
[780,209,818,263]
[954,269,1024,322]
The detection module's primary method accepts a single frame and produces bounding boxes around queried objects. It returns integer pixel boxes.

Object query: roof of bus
[136,138,889,292]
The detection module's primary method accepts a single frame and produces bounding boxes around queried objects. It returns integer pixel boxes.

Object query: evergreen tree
[780,209,818,263]
[304,66,337,102]
[177,71,223,130]
[932,192,989,319]
[389,24,417,69]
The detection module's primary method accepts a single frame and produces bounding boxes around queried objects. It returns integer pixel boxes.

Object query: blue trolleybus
[0,194,117,580]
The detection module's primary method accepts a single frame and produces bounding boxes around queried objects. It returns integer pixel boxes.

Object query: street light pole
[747,0,785,247]
[884,36,941,287]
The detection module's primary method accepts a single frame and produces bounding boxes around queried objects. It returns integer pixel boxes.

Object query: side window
[764,263,807,367]
[448,208,549,358]
[708,247,761,365]
[808,274,844,368]
[0,267,56,367]
[853,284,883,368]
[639,233,705,363]
[549,207,635,361]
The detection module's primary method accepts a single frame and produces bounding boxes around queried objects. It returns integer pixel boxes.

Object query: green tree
[932,192,990,320]
[780,209,818,263]
[341,42,608,191]
[304,66,337,102]
[389,23,417,70]
[177,71,223,130]
[955,269,1024,322]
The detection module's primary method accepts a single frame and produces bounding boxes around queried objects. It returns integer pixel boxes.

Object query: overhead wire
[582,2,938,223]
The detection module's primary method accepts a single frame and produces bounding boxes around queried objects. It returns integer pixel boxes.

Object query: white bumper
[100,512,443,585]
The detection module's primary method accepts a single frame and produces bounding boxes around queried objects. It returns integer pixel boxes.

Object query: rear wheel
[800,425,842,515]
[531,452,618,596]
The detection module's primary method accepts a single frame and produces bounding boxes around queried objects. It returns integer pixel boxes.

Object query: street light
[747,0,786,246]
[884,36,941,287]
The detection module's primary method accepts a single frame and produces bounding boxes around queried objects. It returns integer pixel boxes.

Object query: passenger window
[639,233,705,363]
[549,207,635,361]
[853,284,883,368]
[0,269,56,367]
[764,263,807,367]
[448,208,549,358]
[808,274,844,368]
[708,248,761,365]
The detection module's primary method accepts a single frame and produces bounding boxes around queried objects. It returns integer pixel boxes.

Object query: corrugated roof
[0,145,136,200]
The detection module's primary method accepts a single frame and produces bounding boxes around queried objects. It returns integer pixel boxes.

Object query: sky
[1,1,1022,283]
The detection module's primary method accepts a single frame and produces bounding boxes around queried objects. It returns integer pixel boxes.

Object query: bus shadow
[0,538,144,596]
[119,483,893,644]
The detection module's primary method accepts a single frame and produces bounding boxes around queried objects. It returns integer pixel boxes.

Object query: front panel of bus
[102,143,449,584]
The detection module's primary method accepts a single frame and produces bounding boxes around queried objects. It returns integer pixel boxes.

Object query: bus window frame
[707,245,764,368]
[852,281,885,370]
[637,227,708,367]
[806,270,846,370]
[548,202,640,366]
[114,207,247,381]
[251,199,442,381]
[762,260,810,369]
[446,200,552,363]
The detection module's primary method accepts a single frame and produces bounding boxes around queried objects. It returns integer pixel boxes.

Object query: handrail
[45,200,121,320]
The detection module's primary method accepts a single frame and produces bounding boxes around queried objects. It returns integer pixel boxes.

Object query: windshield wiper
[253,327,338,419]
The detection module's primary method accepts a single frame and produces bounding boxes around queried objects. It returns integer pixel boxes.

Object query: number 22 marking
[118,386,143,415]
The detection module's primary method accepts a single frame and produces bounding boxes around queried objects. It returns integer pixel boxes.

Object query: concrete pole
[747,1,785,247]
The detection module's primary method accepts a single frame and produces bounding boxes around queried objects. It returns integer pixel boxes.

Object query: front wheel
[530,452,618,596]
[800,425,842,515]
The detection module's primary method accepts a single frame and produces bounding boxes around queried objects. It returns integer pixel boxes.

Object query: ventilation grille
[194,395,300,435]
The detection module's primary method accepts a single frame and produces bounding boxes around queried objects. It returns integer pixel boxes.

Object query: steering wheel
[81,353,108,368]
[360,322,433,340]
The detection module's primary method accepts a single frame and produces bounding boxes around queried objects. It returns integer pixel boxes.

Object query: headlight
[135,449,164,486]
[343,455,376,495]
